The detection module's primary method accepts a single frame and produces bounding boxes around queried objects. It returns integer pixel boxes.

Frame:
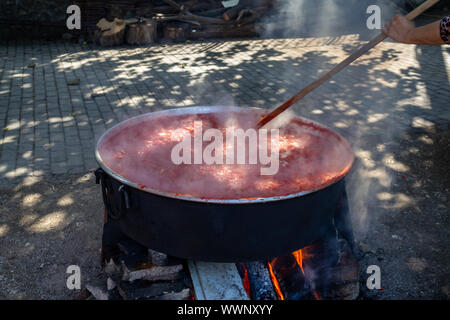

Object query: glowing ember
[269,247,323,300]
[292,250,305,275]
[242,266,251,298]
[313,290,322,300]
[267,261,285,300]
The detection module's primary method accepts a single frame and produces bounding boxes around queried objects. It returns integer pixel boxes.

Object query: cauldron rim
[95,106,355,204]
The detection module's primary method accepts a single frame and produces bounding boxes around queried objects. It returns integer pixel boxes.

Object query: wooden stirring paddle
[256,0,441,128]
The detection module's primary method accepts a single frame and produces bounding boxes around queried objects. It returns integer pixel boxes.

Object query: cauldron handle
[118,185,131,213]
[95,168,122,220]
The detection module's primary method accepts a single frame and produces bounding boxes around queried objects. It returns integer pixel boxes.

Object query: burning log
[243,261,277,300]
[301,238,359,300]
[268,254,310,300]
[320,240,360,300]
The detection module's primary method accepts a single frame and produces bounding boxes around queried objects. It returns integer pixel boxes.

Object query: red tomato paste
[97,110,354,199]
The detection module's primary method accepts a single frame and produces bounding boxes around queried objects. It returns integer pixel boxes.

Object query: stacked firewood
[91,0,275,46]
[76,240,193,300]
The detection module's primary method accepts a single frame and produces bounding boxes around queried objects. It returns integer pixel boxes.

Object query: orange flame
[268,247,321,300]
[242,265,251,298]
[292,249,304,275]
[313,290,322,300]
[267,261,285,300]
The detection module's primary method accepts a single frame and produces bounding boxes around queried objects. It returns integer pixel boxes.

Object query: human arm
[382,14,448,45]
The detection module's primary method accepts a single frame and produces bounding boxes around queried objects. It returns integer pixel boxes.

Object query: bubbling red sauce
[97,110,354,200]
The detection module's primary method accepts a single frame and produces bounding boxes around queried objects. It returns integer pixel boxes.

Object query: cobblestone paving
[0,36,449,187]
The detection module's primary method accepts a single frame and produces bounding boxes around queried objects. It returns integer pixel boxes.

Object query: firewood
[95,18,126,46]
[122,262,183,282]
[190,2,222,13]
[146,5,177,15]
[157,11,227,25]
[107,277,117,291]
[105,4,124,21]
[164,0,183,11]
[72,288,92,300]
[188,24,259,39]
[86,283,109,300]
[240,0,275,7]
[126,21,156,45]
[149,249,169,266]
[161,0,227,24]
[104,258,121,277]
[117,239,150,269]
[96,18,125,37]
[194,7,229,18]
[118,280,187,300]
[244,261,277,300]
[269,254,310,300]
[223,5,244,21]
[164,24,187,42]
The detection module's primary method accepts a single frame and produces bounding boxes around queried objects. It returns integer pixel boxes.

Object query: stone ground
[0,4,449,299]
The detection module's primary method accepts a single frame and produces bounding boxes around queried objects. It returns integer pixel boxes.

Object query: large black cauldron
[95,106,354,262]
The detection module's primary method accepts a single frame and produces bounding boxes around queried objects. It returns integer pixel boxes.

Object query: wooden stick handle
[257,0,441,128]
[406,0,440,20]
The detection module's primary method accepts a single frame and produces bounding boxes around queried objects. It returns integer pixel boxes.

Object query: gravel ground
[353,124,450,299]
[0,172,103,299]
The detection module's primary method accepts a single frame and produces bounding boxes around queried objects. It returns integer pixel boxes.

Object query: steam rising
[98,110,353,200]
[261,0,398,39]
[253,0,410,242]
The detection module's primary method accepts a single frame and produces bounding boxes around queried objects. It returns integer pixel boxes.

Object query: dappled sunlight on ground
[0,173,103,299]
[0,27,448,298]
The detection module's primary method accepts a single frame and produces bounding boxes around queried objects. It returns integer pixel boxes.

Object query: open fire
[268,248,313,300]
[239,238,359,301]
[87,107,359,300]
[82,185,359,301]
